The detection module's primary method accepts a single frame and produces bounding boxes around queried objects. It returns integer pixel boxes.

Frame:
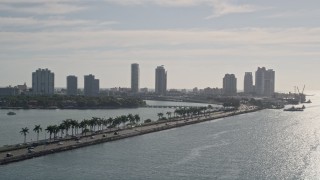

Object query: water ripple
[175,141,230,166]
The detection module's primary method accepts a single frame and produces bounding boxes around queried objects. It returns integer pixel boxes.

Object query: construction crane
[295,85,306,103]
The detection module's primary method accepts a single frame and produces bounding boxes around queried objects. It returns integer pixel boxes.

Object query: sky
[1,0,320,92]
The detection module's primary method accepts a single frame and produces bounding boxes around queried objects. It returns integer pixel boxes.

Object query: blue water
[1,96,320,179]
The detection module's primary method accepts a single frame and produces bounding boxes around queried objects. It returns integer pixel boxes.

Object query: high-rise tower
[32,68,54,95]
[255,67,275,96]
[84,74,99,96]
[223,74,237,95]
[255,67,266,95]
[244,72,253,94]
[131,63,140,93]
[264,69,275,96]
[155,66,167,95]
[67,75,78,95]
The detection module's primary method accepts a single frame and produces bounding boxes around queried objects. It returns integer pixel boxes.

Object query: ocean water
[1,95,320,179]
[0,100,216,146]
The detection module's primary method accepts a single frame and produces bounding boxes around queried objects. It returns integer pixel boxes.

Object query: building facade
[223,74,237,95]
[244,72,254,94]
[264,69,275,96]
[255,67,275,96]
[32,68,54,95]
[155,65,167,95]
[0,87,19,96]
[16,83,27,93]
[255,67,266,95]
[131,63,140,93]
[84,74,99,96]
[67,75,78,96]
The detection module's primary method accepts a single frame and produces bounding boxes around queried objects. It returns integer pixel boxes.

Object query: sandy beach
[0,105,259,165]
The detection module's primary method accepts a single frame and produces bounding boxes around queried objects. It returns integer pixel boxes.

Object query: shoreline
[0,107,260,165]
[0,106,141,110]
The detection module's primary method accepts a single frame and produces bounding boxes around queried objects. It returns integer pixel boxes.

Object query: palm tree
[107,117,114,130]
[127,114,135,124]
[82,128,90,136]
[69,119,79,136]
[20,127,29,143]
[52,125,59,139]
[174,109,179,119]
[97,118,103,131]
[120,115,128,127]
[62,119,72,136]
[33,125,42,142]
[75,120,80,135]
[203,107,208,116]
[166,112,172,119]
[91,117,99,131]
[134,114,141,124]
[102,118,108,130]
[89,118,97,132]
[45,125,54,140]
[68,119,75,136]
[157,113,164,120]
[58,123,66,138]
[112,117,121,128]
[79,120,87,135]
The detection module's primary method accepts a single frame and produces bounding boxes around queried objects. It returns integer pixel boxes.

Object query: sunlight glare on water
[0,93,320,179]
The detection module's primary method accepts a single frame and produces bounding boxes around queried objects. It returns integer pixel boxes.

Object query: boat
[7,112,16,115]
[304,99,312,104]
[284,106,304,112]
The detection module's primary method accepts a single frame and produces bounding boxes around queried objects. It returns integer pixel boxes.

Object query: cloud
[0,1,87,15]
[264,9,320,19]
[104,0,264,17]
[206,0,262,18]
[0,16,118,31]
[104,0,205,6]
[0,17,86,27]
[1,28,320,58]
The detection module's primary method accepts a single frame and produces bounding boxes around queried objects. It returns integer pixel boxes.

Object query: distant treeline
[0,95,146,109]
[213,97,241,108]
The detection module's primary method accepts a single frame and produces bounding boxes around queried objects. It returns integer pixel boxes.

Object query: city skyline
[1,0,320,91]
[24,65,274,93]
[0,65,280,93]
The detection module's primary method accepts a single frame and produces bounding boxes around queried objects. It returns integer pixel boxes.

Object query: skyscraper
[223,74,237,95]
[264,69,275,96]
[255,67,275,96]
[131,63,139,93]
[93,79,100,96]
[67,75,78,95]
[32,68,54,95]
[84,74,100,96]
[155,65,167,95]
[244,72,253,94]
[255,67,266,95]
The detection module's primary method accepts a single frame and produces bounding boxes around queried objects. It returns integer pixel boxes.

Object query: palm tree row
[20,114,141,143]
[173,106,209,119]
[155,106,215,123]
